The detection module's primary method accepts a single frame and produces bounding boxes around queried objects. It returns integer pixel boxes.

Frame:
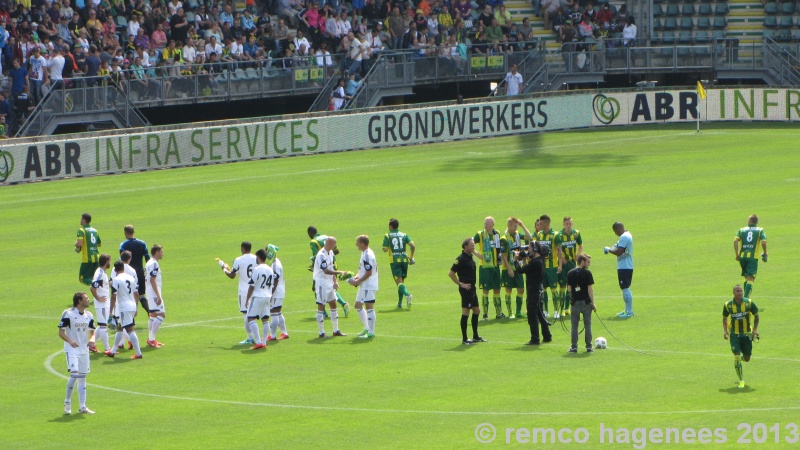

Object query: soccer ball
[595,337,608,349]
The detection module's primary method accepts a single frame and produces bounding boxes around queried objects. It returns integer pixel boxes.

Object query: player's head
[99,253,111,269]
[307,226,318,239]
[241,241,252,253]
[152,244,163,259]
[462,237,475,252]
[539,214,550,228]
[114,260,125,273]
[484,216,495,231]
[388,218,399,230]
[748,214,759,225]
[577,253,591,267]
[81,213,92,225]
[124,225,135,237]
[73,291,89,307]
[733,284,744,300]
[563,216,573,231]
[255,248,268,263]
[356,235,369,250]
[612,222,625,236]
[506,217,518,232]
[265,244,279,263]
[120,250,132,263]
[535,218,541,232]
[324,236,337,250]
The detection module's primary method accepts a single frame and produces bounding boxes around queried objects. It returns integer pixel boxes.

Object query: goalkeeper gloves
[761,253,768,263]
[603,247,611,254]
[409,258,415,265]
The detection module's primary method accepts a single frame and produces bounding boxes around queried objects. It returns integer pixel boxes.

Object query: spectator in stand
[41,14,58,40]
[85,9,101,35]
[472,22,488,53]
[486,17,503,42]
[426,12,439,39]
[151,23,167,51]
[316,41,333,68]
[478,6,494,28]
[621,17,636,47]
[595,3,614,29]
[206,21,222,42]
[134,28,149,50]
[220,5,234,27]
[127,13,141,37]
[582,2,597,23]
[345,71,363,96]
[577,17,594,40]
[413,9,427,34]
[0,92,13,137]
[29,47,47,104]
[170,8,189,46]
[60,0,76,20]
[242,10,256,33]
[182,38,196,63]
[542,0,559,29]
[453,0,472,23]
[47,46,65,88]
[388,7,404,50]
[552,8,567,39]
[337,11,352,37]
[167,0,183,17]
[14,85,34,122]
[57,16,73,46]
[274,17,289,52]
[102,27,119,51]
[616,5,629,29]
[494,5,512,32]
[438,5,453,32]
[204,35,222,60]
[10,59,29,98]
[163,39,182,62]
[277,0,301,28]
[363,0,380,22]
[418,0,432,16]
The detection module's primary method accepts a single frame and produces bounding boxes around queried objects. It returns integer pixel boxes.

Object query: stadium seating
[714,3,729,15]
[698,3,713,15]
[713,16,727,28]
[697,16,712,29]
[667,4,681,15]
[764,15,778,28]
[781,2,794,14]
[778,15,794,28]
[764,3,779,14]
[682,3,696,15]
[680,16,695,29]
[653,4,666,16]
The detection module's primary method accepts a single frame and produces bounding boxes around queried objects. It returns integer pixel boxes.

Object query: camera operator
[515,243,553,345]
[567,254,596,353]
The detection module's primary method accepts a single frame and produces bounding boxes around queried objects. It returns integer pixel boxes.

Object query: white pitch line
[43,350,800,416]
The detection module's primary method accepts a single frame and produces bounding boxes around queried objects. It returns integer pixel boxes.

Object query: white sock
[262,321,269,344]
[122,329,130,344]
[151,316,163,341]
[111,330,123,354]
[77,376,87,409]
[96,327,109,350]
[248,320,261,343]
[243,314,253,340]
[316,311,325,334]
[129,331,142,356]
[66,375,77,403]
[367,309,376,334]
[330,309,339,332]
[278,314,287,334]
[357,307,368,330]
[148,317,155,340]
[270,314,280,338]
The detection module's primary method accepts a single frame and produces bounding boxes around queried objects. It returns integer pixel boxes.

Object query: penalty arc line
[43,350,800,416]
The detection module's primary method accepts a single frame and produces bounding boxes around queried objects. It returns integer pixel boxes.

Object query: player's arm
[587,283,596,312]
[517,220,533,242]
[607,244,625,256]
[761,238,768,262]
[408,240,416,260]
[449,270,469,290]
[752,313,759,339]
[59,327,79,348]
[722,317,729,339]
[382,234,390,253]
[556,244,563,273]
[222,260,236,279]
[75,229,84,252]
[733,235,740,260]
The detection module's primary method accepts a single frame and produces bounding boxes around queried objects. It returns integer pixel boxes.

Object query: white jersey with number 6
[233,254,257,293]
[110,273,138,313]
[248,263,274,299]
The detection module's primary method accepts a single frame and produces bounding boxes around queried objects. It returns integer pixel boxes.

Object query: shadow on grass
[444,343,475,351]
[209,344,250,351]
[507,344,544,351]
[349,337,374,345]
[101,356,135,364]
[719,385,756,394]
[561,351,594,358]
[48,414,87,423]
[380,308,411,314]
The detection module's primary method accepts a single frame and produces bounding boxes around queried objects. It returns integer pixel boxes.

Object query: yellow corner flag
[697,81,707,101]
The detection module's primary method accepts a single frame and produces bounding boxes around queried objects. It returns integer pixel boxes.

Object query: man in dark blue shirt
[120,225,150,312]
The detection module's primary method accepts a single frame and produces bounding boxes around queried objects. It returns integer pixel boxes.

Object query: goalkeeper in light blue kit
[605,222,634,318]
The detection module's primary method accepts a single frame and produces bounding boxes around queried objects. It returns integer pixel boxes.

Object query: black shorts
[460,289,479,309]
[617,269,633,290]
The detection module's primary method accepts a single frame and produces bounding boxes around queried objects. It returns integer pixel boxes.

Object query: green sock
[399,283,410,297]
[505,295,512,316]
[734,355,743,381]
[493,297,502,316]
[743,282,753,299]
[336,292,346,307]
[397,285,404,305]
[515,296,523,315]
[482,296,489,315]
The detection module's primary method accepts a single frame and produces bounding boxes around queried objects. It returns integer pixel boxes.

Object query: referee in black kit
[567,254,596,353]
[516,242,553,345]
[449,238,487,345]
[120,225,150,313]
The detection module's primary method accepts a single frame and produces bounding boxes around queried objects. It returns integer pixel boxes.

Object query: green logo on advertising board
[593,94,621,124]
[0,151,14,183]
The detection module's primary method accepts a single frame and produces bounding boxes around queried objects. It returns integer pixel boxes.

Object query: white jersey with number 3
[110,272,138,313]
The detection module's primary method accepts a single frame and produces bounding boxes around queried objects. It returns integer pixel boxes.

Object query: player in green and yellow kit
[535,214,562,319]
[382,218,416,309]
[556,216,583,317]
[75,213,101,286]
[308,226,350,317]
[473,217,503,320]
[500,217,533,319]
[733,214,768,300]
[723,284,760,389]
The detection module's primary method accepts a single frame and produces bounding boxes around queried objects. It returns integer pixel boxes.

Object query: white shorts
[238,290,248,313]
[316,285,337,304]
[94,305,110,325]
[146,297,166,314]
[356,288,377,304]
[65,352,90,374]
[270,297,284,309]
[247,296,271,319]
[119,311,136,328]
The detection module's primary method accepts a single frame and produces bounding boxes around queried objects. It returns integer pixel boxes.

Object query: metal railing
[762,37,800,86]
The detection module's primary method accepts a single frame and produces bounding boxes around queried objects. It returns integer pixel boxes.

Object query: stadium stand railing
[761,36,800,84]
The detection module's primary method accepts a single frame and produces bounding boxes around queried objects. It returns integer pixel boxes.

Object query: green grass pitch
[1,123,799,449]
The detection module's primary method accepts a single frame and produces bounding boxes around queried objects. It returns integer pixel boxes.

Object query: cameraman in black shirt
[516,243,552,345]
[449,238,487,345]
[567,254,596,353]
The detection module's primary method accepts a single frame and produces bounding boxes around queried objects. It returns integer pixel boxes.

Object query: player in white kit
[59,292,96,414]
[107,261,144,359]
[145,244,165,348]
[246,248,274,349]
[109,251,139,350]
[265,244,289,341]
[89,254,112,352]
[219,242,258,345]
[314,236,349,338]
[348,235,379,338]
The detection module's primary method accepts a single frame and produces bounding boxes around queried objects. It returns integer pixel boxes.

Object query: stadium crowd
[0,0,636,134]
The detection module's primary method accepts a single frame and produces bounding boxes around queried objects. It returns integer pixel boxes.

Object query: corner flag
[697,81,707,101]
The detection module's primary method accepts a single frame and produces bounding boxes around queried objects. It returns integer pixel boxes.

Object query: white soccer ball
[595,337,608,349]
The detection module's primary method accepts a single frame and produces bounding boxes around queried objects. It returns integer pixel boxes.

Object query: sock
[330,309,340,332]
[397,285,404,305]
[316,311,325,334]
[128,331,142,355]
[262,321,269,344]
[148,317,155,337]
[150,316,163,341]
[77,376,87,409]
[336,292,346,307]
[248,320,261,343]
[482,296,489,316]
[493,296,502,316]
[367,309,376,333]
[357,307,368,330]
[542,290,549,311]
[743,281,753,299]
[554,290,562,313]
[623,288,633,314]
[505,295,512,316]
[515,296,523,315]
[270,314,280,338]
[399,283,410,297]
[66,374,77,403]
[278,314,287,334]
[244,314,253,340]
[111,329,123,354]
[460,315,468,340]
[735,354,743,381]
[122,329,130,344]
[96,327,109,350]
[471,313,479,339]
